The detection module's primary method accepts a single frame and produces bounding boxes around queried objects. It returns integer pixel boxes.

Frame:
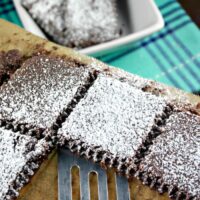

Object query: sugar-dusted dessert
[61,0,120,48]
[0,54,97,134]
[58,75,172,174]
[0,50,24,86]
[22,0,120,48]
[138,112,200,200]
[0,127,52,200]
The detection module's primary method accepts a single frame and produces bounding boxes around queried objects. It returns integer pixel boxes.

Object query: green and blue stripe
[0,0,199,92]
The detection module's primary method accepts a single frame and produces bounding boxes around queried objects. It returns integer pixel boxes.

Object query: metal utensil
[58,148,130,200]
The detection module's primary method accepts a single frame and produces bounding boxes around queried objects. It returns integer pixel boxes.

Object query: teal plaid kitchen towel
[0,0,200,93]
[0,0,22,26]
[98,0,200,93]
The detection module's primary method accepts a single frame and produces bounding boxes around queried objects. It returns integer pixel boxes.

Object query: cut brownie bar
[58,75,172,174]
[0,127,52,200]
[0,55,96,133]
[22,0,120,48]
[138,112,200,200]
[0,50,24,86]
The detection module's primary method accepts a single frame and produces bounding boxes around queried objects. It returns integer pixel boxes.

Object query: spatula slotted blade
[58,148,130,200]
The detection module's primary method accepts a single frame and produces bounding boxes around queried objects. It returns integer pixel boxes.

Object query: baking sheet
[0,19,199,200]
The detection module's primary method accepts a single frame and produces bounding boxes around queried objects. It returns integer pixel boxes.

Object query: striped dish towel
[0,0,200,93]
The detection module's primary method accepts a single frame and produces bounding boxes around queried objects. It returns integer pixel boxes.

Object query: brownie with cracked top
[138,112,200,200]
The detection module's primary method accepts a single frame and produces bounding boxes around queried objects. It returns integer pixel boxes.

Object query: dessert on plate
[22,0,120,48]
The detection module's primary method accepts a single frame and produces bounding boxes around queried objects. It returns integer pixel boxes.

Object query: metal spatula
[58,148,130,200]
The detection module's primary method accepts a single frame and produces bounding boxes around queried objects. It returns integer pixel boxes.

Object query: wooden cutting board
[0,19,199,200]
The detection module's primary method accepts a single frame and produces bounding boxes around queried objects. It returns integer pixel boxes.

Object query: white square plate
[13,0,164,56]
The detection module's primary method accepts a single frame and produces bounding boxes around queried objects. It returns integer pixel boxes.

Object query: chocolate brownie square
[58,75,171,174]
[138,112,200,200]
[22,0,120,48]
[0,55,96,133]
[0,127,52,200]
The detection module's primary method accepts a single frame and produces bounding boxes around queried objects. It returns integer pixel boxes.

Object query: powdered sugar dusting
[0,128,31,199]
[58,75,167,158]
[89,62,154,89]
[140,112,200,199]
[0,55,93,129]
[22,0,119,48]
[0,127,48,199]
[63,0,119,48]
